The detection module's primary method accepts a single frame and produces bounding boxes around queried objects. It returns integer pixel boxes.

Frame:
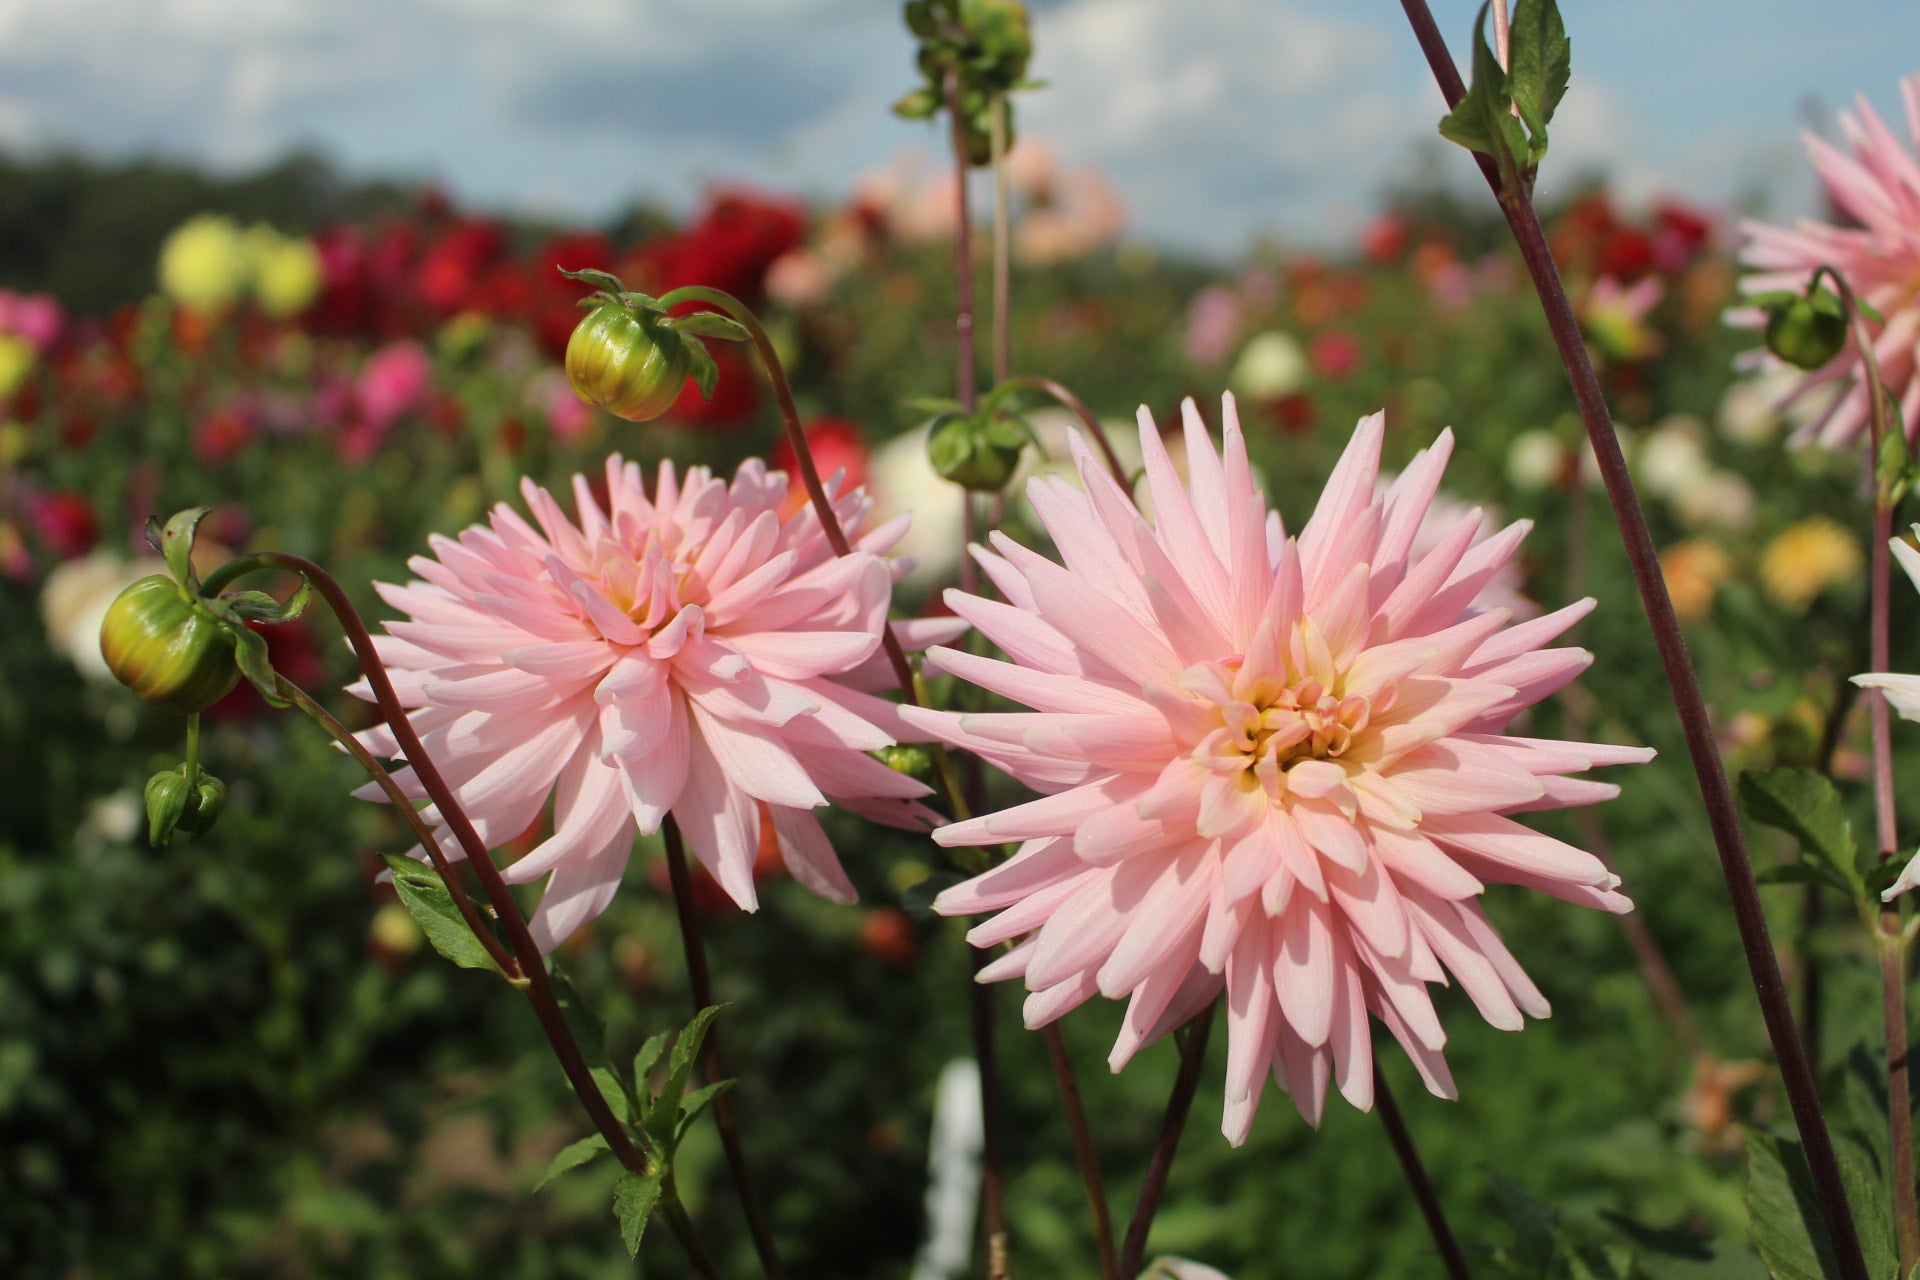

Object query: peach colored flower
[355,456,959,949]
[914,398,1651,1141]
[1735,77,1920,447]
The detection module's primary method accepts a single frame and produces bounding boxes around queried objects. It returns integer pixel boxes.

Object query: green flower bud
[177,774,226,837]
[100,575,242,714]
[565,298,694,422]
[1764,289,1848,371]
[875,744,934,782]
[145,769,193,847]
[961,0,1032,86]
[928,411,1028,493]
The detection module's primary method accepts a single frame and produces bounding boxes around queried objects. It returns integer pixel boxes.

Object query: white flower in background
[910,1059,983,1280]
[1505,428,1568,492]
[1857,526,1920,900]
[869,409,1143,592]
[40,551,165,682]
[1228,330,1309,401]
[1718,368,1797,447]
[1139,1260,1233,1280]
[1635,416,1712,500]
[1671,470,1757,533]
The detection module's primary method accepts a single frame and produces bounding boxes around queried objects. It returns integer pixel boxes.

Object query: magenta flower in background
[1735,75,1920,447]
[354,455,960,950]
[912,398,1651,1141]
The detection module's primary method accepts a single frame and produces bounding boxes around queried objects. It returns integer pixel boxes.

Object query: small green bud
[961,0,1032,86]
[145,766,227,845]
[928,411,1028,493]
[875,745,934,782]
[101,575,243,714]
[177,774,226,837]
[1764,288,1848,371]
[145,769,193,846]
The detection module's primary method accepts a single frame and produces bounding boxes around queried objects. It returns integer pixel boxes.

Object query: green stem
[990,91,1012,388]
[184,712,202,788]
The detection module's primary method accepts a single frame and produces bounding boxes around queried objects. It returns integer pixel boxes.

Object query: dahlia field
[5,4,1920,1278]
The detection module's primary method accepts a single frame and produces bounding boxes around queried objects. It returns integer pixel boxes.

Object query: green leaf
[1837,1133,1899,1280]
[218,576,312,625]
[612,1169,665,1258]
[683,339,719,403]
[556,265,630,299]
[532,1134,609,1193]
[589,1065,632,1123]
[158,507,213,592]
[632,1029,673,1101]
[1489,1169,1560,1275]
[1436,4,1530,194]
[663,311,752,343]
[380,853,503,974]
[644,1005,728,1150]
[1746,1130,1832,1280]
[1508,0,1569,163]
[229,626,290,708]
[903,395,967,416]
[675,1079,735,1143]
[1755,863,1852,893]
[1738,768,1863,899]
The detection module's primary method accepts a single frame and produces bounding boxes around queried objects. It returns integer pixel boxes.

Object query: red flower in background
[22,489,98,560]
[528,232,616,359]
[417,219,509,316]
[635,188,806,305]
[193,401,259,465]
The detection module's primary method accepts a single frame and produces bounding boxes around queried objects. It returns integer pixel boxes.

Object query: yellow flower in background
[1660,540,1731,621]
[246,226,322,317]
[1761,517,1862,611]
[159,214,248,312]
[0,334,34,399]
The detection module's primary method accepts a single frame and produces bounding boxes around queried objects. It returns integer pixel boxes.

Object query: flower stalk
[1374,1069,1473,1280]
[199,552,719,1278]
[1396,4,1868,1276]
[661,815,787,1280]
[1115,1004,1214,1280]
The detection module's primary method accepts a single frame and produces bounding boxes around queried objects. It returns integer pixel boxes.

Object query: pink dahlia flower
[1735,77,1920,447]
[354,455,959,950]
[912,398,1652,1141]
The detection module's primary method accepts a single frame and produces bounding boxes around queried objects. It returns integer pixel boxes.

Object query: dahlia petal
[1023,972,1101,1028]
[619,692,691,834]
[1275,896,1335,1046]
[935,837,1081,915]
[1137,404,1232,622]
[1855,672,1920,722]
[1026,866,1140,990]
[528,842,633,953]
[1373,994,1457,1101]
[922,646,1149,715]
[768,804,856,904]
[688,703,826,810]
[1424,812,1612,886]
[673,730,762,910]
[504,750,635,885]
[1096,849,1212,998]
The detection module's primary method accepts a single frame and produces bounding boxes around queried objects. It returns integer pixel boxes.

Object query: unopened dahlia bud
[100,575,241,714]
[144,765,226,845]
[928,411,1027,492]
[565,298,694,422]
[1762,289,1847,371]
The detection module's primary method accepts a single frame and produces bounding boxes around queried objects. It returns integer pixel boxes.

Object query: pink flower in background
[355,455,961,950]
[1735,76,1920,447]
[913,398,1650,1140]
[0,291,65,353]
[357,341,433,430]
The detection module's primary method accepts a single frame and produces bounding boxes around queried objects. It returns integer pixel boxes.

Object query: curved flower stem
[1041,1023,1119,1280]
[655,285,920,699]
[272,673,519,978]
[1823,264,1919,1272]
[1115,1002,1215,1279]
[199,553,718,1277]
[1374,1069,1472,1280]
[990,90,1012,388]
[995,375,1131,491]
[1395,6,1867,1278]
[661,815,786,1280]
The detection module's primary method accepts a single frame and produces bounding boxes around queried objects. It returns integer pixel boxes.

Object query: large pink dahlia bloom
[913,399,1652,1142]
[1735,76,1920,448]
[354,455,957,950]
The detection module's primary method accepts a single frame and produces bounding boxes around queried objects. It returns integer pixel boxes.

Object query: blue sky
[1,1,1916,255]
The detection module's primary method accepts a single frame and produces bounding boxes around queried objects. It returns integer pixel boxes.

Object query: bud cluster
[892,0,1036,165]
